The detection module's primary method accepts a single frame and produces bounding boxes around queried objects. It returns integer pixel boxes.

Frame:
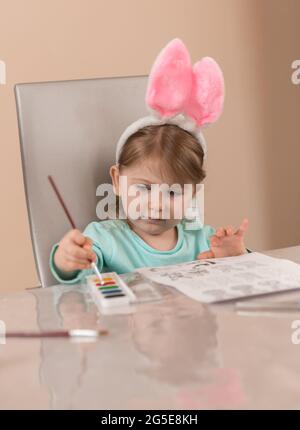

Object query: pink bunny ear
[185,57,225,126]
[146,38,193,118]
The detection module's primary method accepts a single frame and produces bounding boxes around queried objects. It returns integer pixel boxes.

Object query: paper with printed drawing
[135,252,300,303]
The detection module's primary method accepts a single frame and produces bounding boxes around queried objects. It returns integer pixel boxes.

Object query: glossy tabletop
[1,246,300,409]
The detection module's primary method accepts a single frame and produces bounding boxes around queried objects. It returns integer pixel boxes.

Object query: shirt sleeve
[49,222,112,285]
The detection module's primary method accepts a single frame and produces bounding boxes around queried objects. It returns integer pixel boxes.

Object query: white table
[0,246,300,409]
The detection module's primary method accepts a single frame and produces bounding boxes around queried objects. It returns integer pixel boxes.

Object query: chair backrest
[15,75,148,287]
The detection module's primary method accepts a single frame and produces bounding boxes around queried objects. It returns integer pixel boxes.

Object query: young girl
[50,39,249,285]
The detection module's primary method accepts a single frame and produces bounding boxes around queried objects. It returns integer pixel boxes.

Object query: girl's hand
[197,218,249,260]
[54,229,97,273]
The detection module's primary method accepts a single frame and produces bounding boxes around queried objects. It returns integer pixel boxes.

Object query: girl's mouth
[145,218,166,224]
[140,216,165,224]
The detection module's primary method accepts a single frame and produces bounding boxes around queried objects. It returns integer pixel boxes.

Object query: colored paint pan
[104,293,126,299]
[98,285,119,290]
[96,281,117,286]
[101,289,122,295]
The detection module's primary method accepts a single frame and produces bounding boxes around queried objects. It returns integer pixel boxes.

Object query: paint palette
[86,273,136,309]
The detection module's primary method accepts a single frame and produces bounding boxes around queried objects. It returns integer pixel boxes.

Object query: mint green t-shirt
[49,219,216,285]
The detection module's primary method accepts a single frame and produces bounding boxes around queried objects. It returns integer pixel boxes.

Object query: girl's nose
[146,186,175,216]
[148,197,171,218]
[148,199,162,216]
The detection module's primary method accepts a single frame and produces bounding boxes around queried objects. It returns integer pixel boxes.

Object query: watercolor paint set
[86,273,137,309]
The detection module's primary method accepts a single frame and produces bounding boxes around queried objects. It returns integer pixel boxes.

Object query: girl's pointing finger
[235,218,249,237]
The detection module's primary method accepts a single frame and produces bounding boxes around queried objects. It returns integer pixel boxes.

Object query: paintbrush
[48,175,104,285]
[3,329,108,338]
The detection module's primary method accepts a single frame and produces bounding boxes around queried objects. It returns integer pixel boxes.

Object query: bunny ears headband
[115,38,225,163]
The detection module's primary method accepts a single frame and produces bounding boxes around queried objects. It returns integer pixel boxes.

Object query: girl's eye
[168,190,182,197]
[132,184,182,196]
[134,184,150,192]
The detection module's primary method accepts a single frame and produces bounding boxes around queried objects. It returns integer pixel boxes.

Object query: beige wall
[0,0,300,293]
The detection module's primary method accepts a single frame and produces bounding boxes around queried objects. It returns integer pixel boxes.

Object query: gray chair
[15,75,148,287]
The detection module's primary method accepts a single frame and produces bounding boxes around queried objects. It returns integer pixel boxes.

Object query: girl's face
[110,161,195,235]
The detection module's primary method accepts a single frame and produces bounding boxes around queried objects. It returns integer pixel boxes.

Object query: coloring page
[136,252,300,303]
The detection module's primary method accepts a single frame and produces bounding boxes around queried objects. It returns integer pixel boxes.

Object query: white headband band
[115,113,207,164]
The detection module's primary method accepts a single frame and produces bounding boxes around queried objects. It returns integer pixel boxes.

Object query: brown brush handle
[48,175,76,229]
[6,331,69,338]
